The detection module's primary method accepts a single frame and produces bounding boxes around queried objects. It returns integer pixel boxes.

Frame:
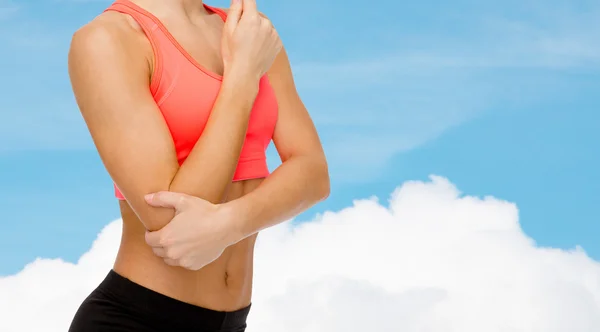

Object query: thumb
[224,0,242,33]
[144,229,163,247]
[145,191,191,212]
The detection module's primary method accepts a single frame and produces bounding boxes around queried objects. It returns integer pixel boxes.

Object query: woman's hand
[221,0,282,80]
[143,192,241,271]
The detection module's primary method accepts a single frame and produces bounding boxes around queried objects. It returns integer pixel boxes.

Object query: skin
[68,0,329,312]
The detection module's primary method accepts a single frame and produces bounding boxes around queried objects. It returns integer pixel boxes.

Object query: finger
[225,0,243,31]
[242,0,257,15]
[145,191,190,211]
[151,246,166,258]
[163,258,179,267]
[145,230,165,247]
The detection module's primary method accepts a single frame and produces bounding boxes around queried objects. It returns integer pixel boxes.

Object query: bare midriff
[113,178,263,312]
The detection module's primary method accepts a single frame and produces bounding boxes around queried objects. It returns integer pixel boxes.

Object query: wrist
[223,62,261,88]
[220,72,259,108]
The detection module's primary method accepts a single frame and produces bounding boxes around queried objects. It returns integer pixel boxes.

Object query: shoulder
[68,12,154,97]
[69,12,148,66]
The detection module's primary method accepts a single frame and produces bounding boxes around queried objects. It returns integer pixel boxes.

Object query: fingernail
[145,194,154,202]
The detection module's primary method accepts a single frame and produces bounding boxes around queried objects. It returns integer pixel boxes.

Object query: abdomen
[113,178,264,311]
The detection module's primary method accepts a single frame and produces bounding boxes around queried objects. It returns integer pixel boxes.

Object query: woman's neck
[178,0,207,16]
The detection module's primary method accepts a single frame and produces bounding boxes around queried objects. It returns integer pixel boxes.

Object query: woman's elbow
[315,158,331,202]
[123,191,176,232]
[319,177,331,202]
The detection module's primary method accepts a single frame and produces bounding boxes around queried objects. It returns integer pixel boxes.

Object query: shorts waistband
[99,269,251,330]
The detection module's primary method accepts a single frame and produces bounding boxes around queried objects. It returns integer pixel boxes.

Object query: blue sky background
[0,0,598,275]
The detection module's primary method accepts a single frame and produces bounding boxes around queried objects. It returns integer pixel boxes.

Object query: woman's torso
[99,0,278,311]
[115,180,262,312]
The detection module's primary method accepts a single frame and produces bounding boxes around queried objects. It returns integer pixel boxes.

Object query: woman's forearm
[69,17,273,233]
[169,74,258,203]
[139,74,259,231]
[225,154,330,242]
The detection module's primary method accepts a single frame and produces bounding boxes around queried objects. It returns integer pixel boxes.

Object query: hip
[69,269,251,332]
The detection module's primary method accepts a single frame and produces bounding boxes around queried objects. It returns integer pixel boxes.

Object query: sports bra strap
[104,0,163,93]
[104,1,160,35]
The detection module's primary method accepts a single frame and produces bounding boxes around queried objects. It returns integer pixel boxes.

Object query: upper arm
[68,19,178,230]
[268,47,325,163]
[219,8,320,161]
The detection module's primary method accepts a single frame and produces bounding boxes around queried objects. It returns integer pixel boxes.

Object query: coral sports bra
[104,0,279,200]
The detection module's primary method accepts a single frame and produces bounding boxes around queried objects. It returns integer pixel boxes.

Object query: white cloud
[2,176,600,331]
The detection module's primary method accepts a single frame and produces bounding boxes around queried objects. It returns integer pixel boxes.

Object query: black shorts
[68,270,251,332]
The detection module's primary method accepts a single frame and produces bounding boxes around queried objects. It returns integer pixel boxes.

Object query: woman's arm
[140,45,329,270]
[226,47,330,240]
[68,18,257,232]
